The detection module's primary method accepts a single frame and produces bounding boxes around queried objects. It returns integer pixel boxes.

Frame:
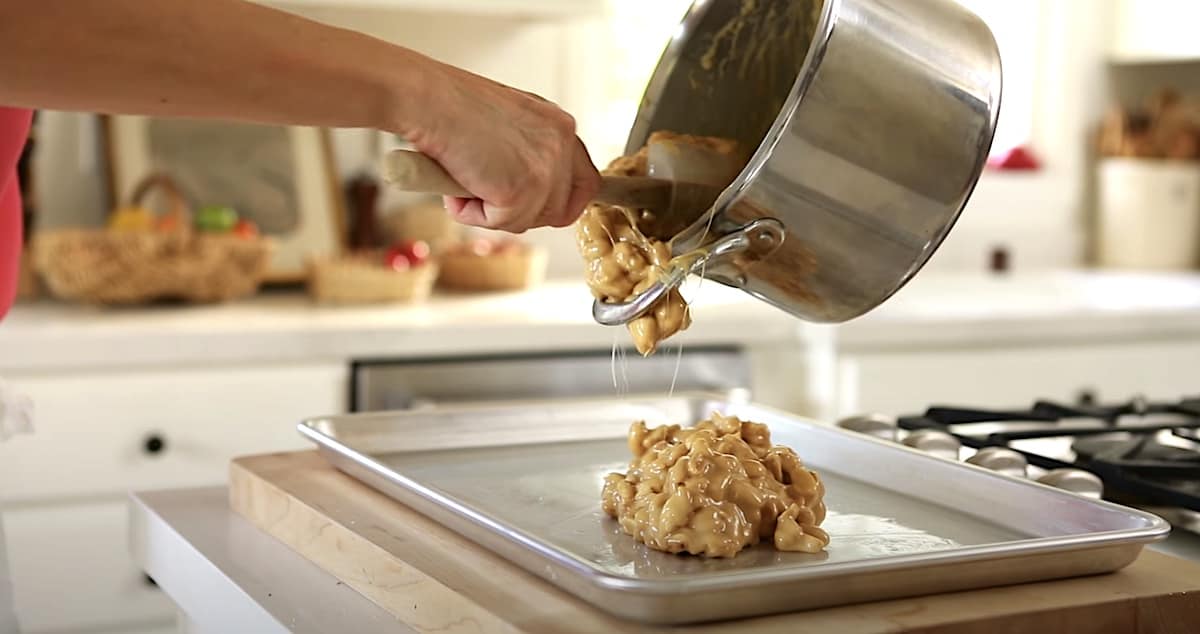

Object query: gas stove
[837,395,1200,560]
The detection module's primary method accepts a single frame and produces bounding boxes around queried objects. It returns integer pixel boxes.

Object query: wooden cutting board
[230,451,1200,634]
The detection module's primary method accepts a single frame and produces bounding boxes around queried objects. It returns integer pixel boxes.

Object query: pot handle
[591,218,785,326]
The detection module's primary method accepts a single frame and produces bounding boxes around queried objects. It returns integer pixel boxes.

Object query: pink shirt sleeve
[0,107,33,322]
[0,180,20,321]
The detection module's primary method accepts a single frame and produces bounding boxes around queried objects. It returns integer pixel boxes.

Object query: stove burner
[1076,433,1193,457]
[895,394,1200,513]
[901,429,961,460]
[1036,469,1104,499]
[966,447,1028,478]
[1074,434,1200,476]
[1175,426,1200,444]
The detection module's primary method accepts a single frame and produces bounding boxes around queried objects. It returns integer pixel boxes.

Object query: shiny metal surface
[835,413,897,441]
[612,0,1002,324]
[299,395,1168,625]
[351,348,750,412]
[901,429,961,461]
[1037,469,1105,500]
[967,447,1029,478]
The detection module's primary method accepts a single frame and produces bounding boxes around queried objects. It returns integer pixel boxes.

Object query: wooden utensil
[382,150,722,239]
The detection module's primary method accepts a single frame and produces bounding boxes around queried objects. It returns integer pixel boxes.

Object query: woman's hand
[403,63,601,233]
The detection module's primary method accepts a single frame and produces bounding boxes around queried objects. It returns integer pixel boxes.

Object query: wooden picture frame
[103,115,346,282]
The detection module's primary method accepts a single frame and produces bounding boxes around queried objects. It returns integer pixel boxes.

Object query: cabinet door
[0,363,347,503]
[834,341,1200,417]
[3,500,175,633]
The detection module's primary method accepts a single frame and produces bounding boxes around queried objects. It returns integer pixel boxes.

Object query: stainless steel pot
[593,0,1002,326]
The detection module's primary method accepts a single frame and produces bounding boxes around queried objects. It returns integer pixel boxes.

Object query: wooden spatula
[381,149,722,239]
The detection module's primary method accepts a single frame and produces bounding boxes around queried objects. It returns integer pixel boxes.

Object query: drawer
[834,340,1200,416]
[2,500,175,633]
[0,363,347,503]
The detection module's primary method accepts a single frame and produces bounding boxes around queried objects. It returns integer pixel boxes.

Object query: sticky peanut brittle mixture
[576,132,741,356]
[601,412,830,558]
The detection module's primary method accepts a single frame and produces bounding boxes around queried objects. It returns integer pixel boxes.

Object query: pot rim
[625,0,844,234]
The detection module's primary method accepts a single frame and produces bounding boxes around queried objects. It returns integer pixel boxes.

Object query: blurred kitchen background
[4,1,1200,633]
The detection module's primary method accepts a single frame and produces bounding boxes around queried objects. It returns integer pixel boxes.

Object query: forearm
[0,0,601,232]
[0,0,432,137]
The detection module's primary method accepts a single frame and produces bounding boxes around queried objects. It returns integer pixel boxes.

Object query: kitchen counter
[5,271,1200,372]
[0,281,794,372]
[130,488,399,634]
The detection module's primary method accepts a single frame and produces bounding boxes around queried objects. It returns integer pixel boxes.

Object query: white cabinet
[1,364,347,503]
[0,362,348,634]
[3,501,174,633]
[831,340,1200,417]
[1111,0,1200,62]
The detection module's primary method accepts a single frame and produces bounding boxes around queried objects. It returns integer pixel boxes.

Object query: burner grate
[896,395,1200,512]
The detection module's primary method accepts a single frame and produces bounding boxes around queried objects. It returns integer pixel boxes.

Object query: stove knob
[835,414,897,441]
[966,447,1027,478]
[901,429,960,460]
[1036,469,1104,499]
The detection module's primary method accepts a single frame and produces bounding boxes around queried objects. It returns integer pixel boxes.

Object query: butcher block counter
[131,451,1200,634]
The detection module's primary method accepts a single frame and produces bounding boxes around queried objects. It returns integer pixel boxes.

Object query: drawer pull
[142,434,167,456]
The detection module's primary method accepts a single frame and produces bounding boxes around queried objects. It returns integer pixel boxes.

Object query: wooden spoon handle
[381,150,471,198]
[381,149,676,210]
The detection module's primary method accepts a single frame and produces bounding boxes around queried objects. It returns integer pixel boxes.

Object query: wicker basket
[437,244,548,291]
[15,249,40,302]
[33,174,272,305]
[307,251,439,305]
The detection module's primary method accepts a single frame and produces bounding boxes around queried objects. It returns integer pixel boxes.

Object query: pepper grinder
[346,173,381,250]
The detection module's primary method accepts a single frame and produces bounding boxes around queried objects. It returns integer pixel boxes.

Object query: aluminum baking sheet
[298,394,1170,625]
